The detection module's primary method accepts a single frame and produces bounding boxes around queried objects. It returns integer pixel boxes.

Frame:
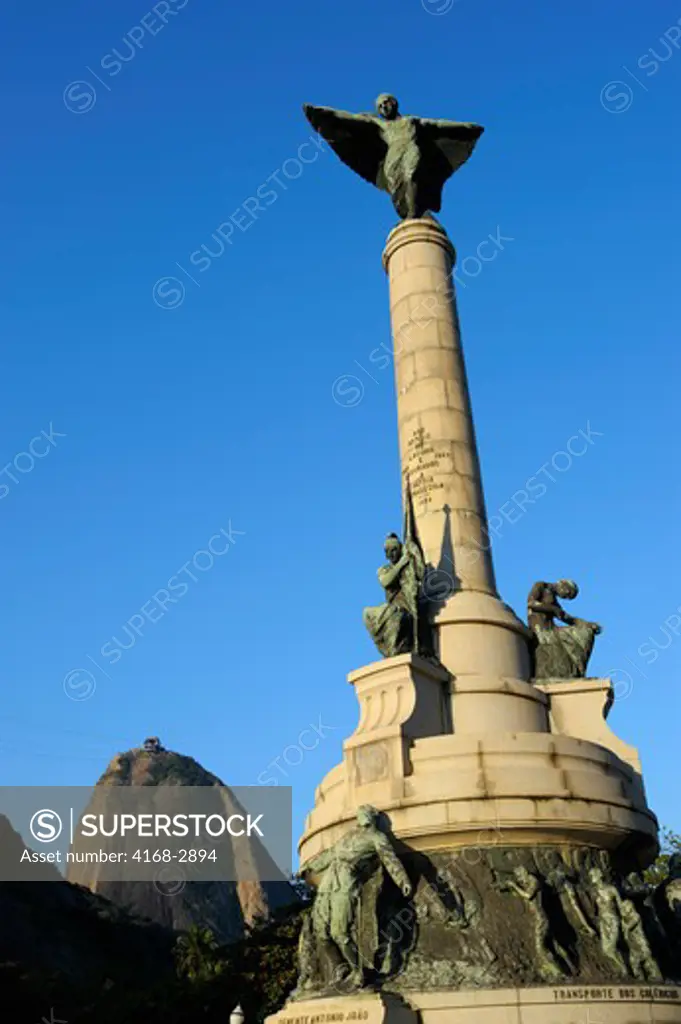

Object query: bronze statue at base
[527,579,602,679]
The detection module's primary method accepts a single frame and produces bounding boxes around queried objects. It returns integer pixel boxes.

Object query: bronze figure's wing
[419,119,484,175]
[415,119,485,212]
[303,104,388,189]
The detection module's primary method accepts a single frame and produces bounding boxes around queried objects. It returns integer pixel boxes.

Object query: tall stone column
[383,217,493,592]
[383,218,541,733]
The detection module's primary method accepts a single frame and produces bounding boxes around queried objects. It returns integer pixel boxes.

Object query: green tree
[174,926,227,983]
[289,873,314,905]
[243,904,303,1021]
[644,828,681,885]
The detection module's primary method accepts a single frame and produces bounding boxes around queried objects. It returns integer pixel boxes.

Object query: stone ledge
[299,731,656,868]
[535,677,642,775]
[409,984,681,1022]
[268,985,681,1024]
[268,991,417,1024]
[347,654,450,689]
[435,589,531,636]
[382,216,455,272]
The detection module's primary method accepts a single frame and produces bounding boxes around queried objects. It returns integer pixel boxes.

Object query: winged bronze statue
[303,94,484,220]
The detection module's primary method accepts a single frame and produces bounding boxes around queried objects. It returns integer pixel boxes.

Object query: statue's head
[588,866,604,885]
[376,94,399,121]
[384,533,402,564]
[555,579,578,600]
[356,805,379,828]
[538,849,562,873]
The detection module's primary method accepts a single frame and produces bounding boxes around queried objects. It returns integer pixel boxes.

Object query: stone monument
[268,96,681,1024]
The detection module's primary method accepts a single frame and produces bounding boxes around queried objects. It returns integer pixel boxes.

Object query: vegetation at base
[1,900,305,1024]
[644,829,681,885]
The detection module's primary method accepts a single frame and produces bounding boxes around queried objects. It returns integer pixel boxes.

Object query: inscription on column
[405,426,448,508]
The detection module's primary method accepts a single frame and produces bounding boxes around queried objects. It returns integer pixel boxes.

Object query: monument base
[413,984,681,1022]
[300,661,655,870]
[267,991,416,1024]
[268,985,681,1024]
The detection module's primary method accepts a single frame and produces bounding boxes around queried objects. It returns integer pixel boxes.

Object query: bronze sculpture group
[296,812,678,996]
[296,806,412,993]
[364,552,603,683]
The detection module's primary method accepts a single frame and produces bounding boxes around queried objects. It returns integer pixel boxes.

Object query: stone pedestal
[412,985,681,1023]
[300,712,655,866]
[268,992,417,1024]
[344,655,451,805]
[270,985,681,1024]
[536,678,642,775]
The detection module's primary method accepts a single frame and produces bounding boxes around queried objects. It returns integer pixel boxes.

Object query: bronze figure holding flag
[362,479,433,658]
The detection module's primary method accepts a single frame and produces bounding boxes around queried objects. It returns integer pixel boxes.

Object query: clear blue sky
[1,0,680,857]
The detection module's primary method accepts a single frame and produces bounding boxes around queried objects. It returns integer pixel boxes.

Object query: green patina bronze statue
[527,579,602,680]
[296,805,412,993]
[303,94,484,219]
[363,483,433,659]
[588,865,662,981]
[363,532,423,658]
[498,865,572,982]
